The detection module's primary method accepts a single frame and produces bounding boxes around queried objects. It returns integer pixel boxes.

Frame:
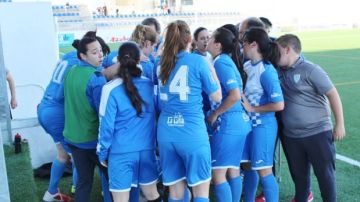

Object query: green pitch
[5,29,359,201]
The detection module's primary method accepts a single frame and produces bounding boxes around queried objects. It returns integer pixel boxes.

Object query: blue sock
[99,169,112,202]
[261,174,279,202]
[183,186,191,202]
[214,182,232,202]
[229,176,242,202]
[243,170,259,202]
[72,163,77,187]
[193,197,209,202]
[48,159,66,194]
[130,187,140,202]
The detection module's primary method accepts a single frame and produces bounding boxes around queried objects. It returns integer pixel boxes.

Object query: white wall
[0,2,58,119]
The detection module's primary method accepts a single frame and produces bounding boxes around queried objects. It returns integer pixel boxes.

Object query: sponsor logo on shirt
[167,113,185,127]
[226,79,236,85]
[270,93,282,98]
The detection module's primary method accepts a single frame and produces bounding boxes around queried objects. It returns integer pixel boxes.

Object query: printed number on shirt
[52,60,68,84]
[170,65,190,101]
[159,65,190,102]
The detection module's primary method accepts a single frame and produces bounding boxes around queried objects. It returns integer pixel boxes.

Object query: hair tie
[124,54,130,59]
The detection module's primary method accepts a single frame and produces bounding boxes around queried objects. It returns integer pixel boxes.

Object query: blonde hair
[160,20,191,85]
[130,24,158,48]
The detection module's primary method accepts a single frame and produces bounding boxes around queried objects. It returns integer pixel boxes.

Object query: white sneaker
[43,191,72,202]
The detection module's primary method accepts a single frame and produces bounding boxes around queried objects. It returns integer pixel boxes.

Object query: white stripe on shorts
[188,177,211,187]
[252,165,273,170]
[110,188,131,192]
[212,166,240,170]
[163,176,186,186]
[139,178,158,186]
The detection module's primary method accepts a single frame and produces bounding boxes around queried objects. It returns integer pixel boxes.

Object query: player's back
[157,51,219,142]
[42,51,79,104]
[100,77,155,153]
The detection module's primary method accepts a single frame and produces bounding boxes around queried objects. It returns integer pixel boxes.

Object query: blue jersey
[244,60,283,126]
[102,50,154,82]
[41,51,79,105]
[140,60,154,82]
[157,51,219,142]
[102,51,118,68]
[97,77,156,162]
[213,54,245,113]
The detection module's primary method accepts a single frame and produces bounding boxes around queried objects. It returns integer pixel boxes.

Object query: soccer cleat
[290,191,314,202]
[43,191,73,202]
[255,192,266,202]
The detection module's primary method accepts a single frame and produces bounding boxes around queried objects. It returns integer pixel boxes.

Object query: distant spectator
[6,69,17,109]
[103,5,108,16]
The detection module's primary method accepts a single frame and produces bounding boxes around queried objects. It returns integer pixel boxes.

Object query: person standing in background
[5,69,17,109]
[276,34,345,202]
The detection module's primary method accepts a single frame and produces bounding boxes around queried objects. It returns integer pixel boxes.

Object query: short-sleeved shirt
[244,60,283,127]
[157,51,219,142]
[277,57,333,138]
[214,53,244,113]
[102,51,118,68]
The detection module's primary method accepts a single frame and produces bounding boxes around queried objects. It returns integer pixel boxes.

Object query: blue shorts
[241,132,252,163]
[250,117,278,170]
[37,102,70,153]
[211,112,250,169]
[108,150,159,192]
[158,140,211,187]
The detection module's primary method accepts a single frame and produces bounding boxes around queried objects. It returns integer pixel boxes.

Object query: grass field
[5,29,360,201]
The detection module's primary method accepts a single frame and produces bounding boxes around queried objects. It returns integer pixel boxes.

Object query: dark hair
[76,36,98,60]
[72,39,80,50]
[77,31,110,57]
[193,27,207,41]
[96,35,110,56]
[243,28,280,65]
[259,17,272,29]
[213,27,247,86]
[221,24,239,40]
[246,18,265,29]
[117,42,144,116]
[276,34,302,54]
[141,17,161,34]
[160,20,191,85]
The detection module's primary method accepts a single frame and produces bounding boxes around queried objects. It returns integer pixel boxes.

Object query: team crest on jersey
[293,74,301,83]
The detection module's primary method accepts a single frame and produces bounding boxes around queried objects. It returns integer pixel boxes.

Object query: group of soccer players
[38,15,345,202]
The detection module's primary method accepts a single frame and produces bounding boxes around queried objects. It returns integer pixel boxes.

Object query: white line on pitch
[336,153,360,168]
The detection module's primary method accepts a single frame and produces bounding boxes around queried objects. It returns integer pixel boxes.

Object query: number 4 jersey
[157,51,219,142]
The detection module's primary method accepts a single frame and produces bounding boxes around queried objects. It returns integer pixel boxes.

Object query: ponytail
[214,27,247,88]
[231,40,247,88]
[160,20,191,85]
[117,42,144,116]
[266,41,280,67]
[131,24,158,48]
